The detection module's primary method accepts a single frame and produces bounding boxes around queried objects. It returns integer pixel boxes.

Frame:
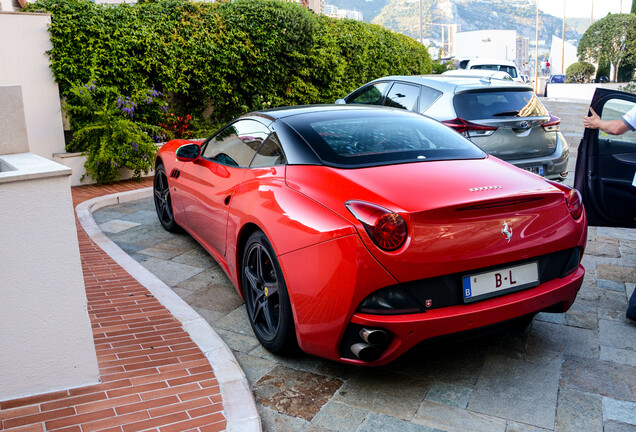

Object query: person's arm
[583,107,631,135]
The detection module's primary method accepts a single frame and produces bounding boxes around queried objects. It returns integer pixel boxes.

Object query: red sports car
[153,105,587,365]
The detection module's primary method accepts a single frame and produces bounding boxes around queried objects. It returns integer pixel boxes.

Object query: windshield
[284,109,485,167]
[453,91,549,120]
[470,64,518,78]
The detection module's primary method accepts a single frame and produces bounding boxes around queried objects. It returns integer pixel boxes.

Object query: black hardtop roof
[242,104,410,122]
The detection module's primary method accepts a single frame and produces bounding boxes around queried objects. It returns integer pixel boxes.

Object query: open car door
[574,88,636,228]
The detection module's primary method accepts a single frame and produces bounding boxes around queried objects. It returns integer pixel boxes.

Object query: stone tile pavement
[89,99,636,431]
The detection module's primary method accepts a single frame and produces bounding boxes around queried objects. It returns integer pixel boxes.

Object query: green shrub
[25,0,431,121]
[431,60,452,74]
[24,0,431,181]
[566,62,596,83]
[64,82,161,184]
[595,59,611,82]
[618,82,636,94]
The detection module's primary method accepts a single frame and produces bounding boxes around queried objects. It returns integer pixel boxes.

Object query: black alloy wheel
[153,164,180,232]
[242,231,296,353]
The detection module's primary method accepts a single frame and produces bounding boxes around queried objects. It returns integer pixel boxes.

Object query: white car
[442,69,513,81]
[465,58,523,83]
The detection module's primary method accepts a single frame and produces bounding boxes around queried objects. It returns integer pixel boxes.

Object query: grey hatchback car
[336,75,568,180]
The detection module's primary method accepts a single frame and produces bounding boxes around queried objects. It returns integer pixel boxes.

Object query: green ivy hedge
[26,0,432,126]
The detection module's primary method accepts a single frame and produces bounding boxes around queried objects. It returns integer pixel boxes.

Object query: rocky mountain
[327,0,583,45]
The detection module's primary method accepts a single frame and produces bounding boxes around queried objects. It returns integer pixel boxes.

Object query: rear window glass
[470,64,518,78]
[383,82,420,111]
[453,91,549,120]
[284,109,484,167]
[347,82,389,105]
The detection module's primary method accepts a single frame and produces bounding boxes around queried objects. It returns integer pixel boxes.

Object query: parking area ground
[91,99,636,432]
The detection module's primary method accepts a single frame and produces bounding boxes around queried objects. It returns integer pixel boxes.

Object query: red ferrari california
[153,105,587,365]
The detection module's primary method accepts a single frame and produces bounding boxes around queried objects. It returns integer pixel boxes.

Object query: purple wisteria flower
[116,96,137,118]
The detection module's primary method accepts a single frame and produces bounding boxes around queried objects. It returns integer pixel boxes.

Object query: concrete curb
[76,187,261,432]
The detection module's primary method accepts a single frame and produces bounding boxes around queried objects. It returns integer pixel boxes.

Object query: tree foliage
[22,0,431,183]
[577,13,636,82]
[565,62,596,83]
[24,0,432,126]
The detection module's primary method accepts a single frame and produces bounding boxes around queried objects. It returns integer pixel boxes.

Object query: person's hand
[583,107,601,129]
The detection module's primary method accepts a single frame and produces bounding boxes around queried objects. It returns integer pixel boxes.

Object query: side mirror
[334,98,346,105]
[176,143,200,162]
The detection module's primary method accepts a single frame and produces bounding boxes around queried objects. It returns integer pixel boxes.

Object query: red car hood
[286,157,586,282]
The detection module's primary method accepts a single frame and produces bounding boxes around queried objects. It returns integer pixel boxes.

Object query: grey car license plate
[524,165,544,176]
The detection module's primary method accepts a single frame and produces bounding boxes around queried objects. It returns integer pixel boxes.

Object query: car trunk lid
[464,116,557,160]
[286,157,581,283]
[449,90,558,160]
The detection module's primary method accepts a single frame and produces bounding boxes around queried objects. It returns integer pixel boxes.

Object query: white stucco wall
[0,12,66,159]
[0,86,29,154]
[0,153,100,401]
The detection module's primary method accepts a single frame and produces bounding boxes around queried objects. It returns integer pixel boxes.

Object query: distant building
[516,36,529,72]
[285,0,326,14]
[454,29,517,62]
[325,4,338,14]
[325,4,363,21]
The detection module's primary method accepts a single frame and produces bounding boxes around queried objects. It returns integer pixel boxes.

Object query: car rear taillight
[442,117,498,138]
[547,180,584,220]
[540,114,561,132]
[566,189,583,220]
[345,201,407,251]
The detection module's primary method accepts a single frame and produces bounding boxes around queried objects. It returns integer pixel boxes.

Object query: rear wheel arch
[236,223,263,298]
[155,155,165,170]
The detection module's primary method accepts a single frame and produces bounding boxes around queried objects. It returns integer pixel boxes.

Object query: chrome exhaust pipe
[350,343,380,362]
[359,328,388,346]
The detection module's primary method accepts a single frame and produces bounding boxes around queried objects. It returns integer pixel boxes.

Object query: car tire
[153,163,181,233]
[242,231,296,353]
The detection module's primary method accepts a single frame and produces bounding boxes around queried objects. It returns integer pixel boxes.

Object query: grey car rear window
[453,91,549,120]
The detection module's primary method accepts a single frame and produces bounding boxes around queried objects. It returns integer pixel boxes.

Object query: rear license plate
[462,262,539,303]
[524,165,544,176]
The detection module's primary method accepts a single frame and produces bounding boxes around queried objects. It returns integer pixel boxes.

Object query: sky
[538,0,632,19]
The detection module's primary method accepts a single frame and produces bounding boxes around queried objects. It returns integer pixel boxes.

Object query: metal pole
[419,0,422,44]
[442,25,445,57]
[535,0,540,93]
[561,0,565,74]
[588,0,593,63]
